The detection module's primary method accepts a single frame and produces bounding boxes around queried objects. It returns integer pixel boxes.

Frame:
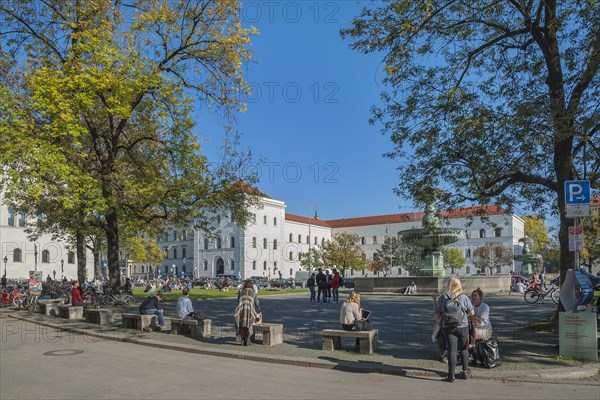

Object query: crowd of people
[307,268,343,304]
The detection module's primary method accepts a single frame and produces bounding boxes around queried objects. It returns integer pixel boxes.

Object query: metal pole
[574,217,580,269]
[308,211,311,275]
[34,243,38,271]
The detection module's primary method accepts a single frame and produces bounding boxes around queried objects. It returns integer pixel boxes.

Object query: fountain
[398,202,463,277]
[513,238,542,275]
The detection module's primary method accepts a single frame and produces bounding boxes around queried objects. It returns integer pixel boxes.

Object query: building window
[173,248,177,259]
[216,215,221,224]
[203,238,208,250]
[273,239,278,250]
[465,230,471,239]
[252,214,256,223]
[306,235,309,244]
[496,265,501,274]
[479,229,486,238]
[289,251,293,260]
[361,237,366,245]
[465,249,471,258]
[289,233,293,242]
[495,227,502,237]
[466,266,471,274]
[230,260,235,270]
[321,238,325,246]
[230,237,235,248]
[164,232,169,241]
[42,250,50,263]
[182,248,186,259]
[173,231,178,241]
[203,260,208,271]
[217,237,222,249]
[68,252,75,263]
[263,261,267,271]
[164,248,168,258]
[274,261,277,269]
[253,261,256,270]
[263,238,267,249]
[252,237,257,248]
[182,230,187,240]
[298,234,302,243]
[18,212,25,227]
[8,206,15,226]
[373,236,377,245]
[13,248,22,262]
[263,215,267,224]
[274,217,277,225]
[314,236,317,245]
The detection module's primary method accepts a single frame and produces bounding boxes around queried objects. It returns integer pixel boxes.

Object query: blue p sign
[564,180,591,205]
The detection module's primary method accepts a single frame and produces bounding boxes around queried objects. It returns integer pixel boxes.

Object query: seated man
[404,281,417,294]
[177,287,194,320]
[512,279,526,294]
[139,292,166,330]
[70,281,89,308]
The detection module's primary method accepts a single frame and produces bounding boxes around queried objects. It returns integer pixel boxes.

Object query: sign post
[564,180,591,269]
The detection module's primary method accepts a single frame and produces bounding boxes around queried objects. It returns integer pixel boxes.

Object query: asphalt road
[1,320,599,400]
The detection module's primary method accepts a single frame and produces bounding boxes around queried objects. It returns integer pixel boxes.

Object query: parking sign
[564,180,591,205]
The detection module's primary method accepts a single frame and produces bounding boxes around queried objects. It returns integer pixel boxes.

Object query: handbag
[353,319,371,331]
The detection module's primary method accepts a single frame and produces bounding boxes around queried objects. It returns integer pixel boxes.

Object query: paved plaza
[2,290,599,383]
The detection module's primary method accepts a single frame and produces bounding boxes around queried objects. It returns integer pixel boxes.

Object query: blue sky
[198,1,416,220]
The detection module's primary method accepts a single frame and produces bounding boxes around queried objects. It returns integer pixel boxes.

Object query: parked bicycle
[0,286,24,307]
[101,287,136,306]
[524,284,560,304]
[20,290,41,312]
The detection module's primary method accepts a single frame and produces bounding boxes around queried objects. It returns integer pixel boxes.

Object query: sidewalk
[2,292,599,383]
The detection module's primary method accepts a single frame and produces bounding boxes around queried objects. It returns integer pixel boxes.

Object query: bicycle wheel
[121,295,136,305]
[103,294,115,306]
[524,289,540,303]
[27,298,38,312]
[12,294,22,307]
[551,289,560,304]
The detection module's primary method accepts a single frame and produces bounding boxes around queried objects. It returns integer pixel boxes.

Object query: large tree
[523,215,550,254]
[0,0,258,290]
[320,232,369,277]
[342,1,599,293]
[442,247,465,275]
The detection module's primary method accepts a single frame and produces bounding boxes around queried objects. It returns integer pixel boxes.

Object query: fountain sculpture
[398,202,463,277]
[513,237,542,275]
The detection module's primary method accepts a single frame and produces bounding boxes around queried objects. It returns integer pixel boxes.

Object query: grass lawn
[132,287,309,302]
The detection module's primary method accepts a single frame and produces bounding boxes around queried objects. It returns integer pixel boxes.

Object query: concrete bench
[58,305,85,320]
[322,329,378,354]
[170,318,212,339]
[84,308,114,325]
[121,313,157,330]
[39,302,61,317]
[252,323,284,346]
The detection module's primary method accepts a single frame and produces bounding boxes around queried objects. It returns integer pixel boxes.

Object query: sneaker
[444,375,455,383]
[143,326,153,332]
[458,369,472,380]
[440,355,448,364]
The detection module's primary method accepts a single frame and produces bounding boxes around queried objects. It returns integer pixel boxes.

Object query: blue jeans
[332,287,339,302]
[309,287,316,302]
[443,326,469,378]
[140,309,164,326]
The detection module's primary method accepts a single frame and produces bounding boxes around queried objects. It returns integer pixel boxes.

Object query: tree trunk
[76,229,86,285]
[106,208,121,292]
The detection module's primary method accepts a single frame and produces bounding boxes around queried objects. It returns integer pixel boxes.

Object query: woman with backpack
[435,277,474,382]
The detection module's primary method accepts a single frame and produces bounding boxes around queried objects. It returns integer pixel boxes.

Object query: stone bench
[252,323,284,346]
[170,318,212,339]
[39,302,61,317]
[58,305,85,320]
[84,308,114,325]
[322,329,378,354]
[121,313,157,330]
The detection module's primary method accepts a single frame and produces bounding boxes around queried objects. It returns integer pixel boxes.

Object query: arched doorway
[216,258,225,276]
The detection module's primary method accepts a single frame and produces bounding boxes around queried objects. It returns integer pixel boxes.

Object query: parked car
[342,278,355,289]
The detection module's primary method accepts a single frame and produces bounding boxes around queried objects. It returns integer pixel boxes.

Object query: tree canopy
[320,232,369,277]
[342,0,599,287]
[0,0,258,289]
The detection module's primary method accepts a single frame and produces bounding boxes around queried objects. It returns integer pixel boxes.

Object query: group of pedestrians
[307,268,343,303]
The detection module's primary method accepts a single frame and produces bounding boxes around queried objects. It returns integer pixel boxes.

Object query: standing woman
[470,288,492,341]
[436,277,474,382]
[234,280,261,346]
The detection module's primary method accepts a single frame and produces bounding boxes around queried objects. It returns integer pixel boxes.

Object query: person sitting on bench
[139,292,167,330]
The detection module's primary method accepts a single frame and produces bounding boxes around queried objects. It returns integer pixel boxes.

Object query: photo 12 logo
[242,81,339,104]
[240,1,340,24]
[243,161,340,184]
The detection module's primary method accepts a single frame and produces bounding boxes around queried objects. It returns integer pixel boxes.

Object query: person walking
[307,273,316,303]
[436,277,474,382]
[234,280,261,346]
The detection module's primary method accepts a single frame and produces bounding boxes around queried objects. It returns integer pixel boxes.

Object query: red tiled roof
[320,205,508,228]
[229,181,270,199]
[285,213,332,227]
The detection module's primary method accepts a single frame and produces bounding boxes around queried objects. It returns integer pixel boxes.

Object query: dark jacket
[139,296,161,312]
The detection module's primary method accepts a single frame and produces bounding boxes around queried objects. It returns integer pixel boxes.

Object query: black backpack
[442,293,465,327]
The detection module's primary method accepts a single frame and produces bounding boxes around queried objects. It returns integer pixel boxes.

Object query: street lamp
[60,258,64,278]
[34,244,38,271]
[3,255,7,277]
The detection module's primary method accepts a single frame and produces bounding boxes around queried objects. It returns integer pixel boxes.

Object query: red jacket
[71,287,84,304]
[331,275,342,289]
